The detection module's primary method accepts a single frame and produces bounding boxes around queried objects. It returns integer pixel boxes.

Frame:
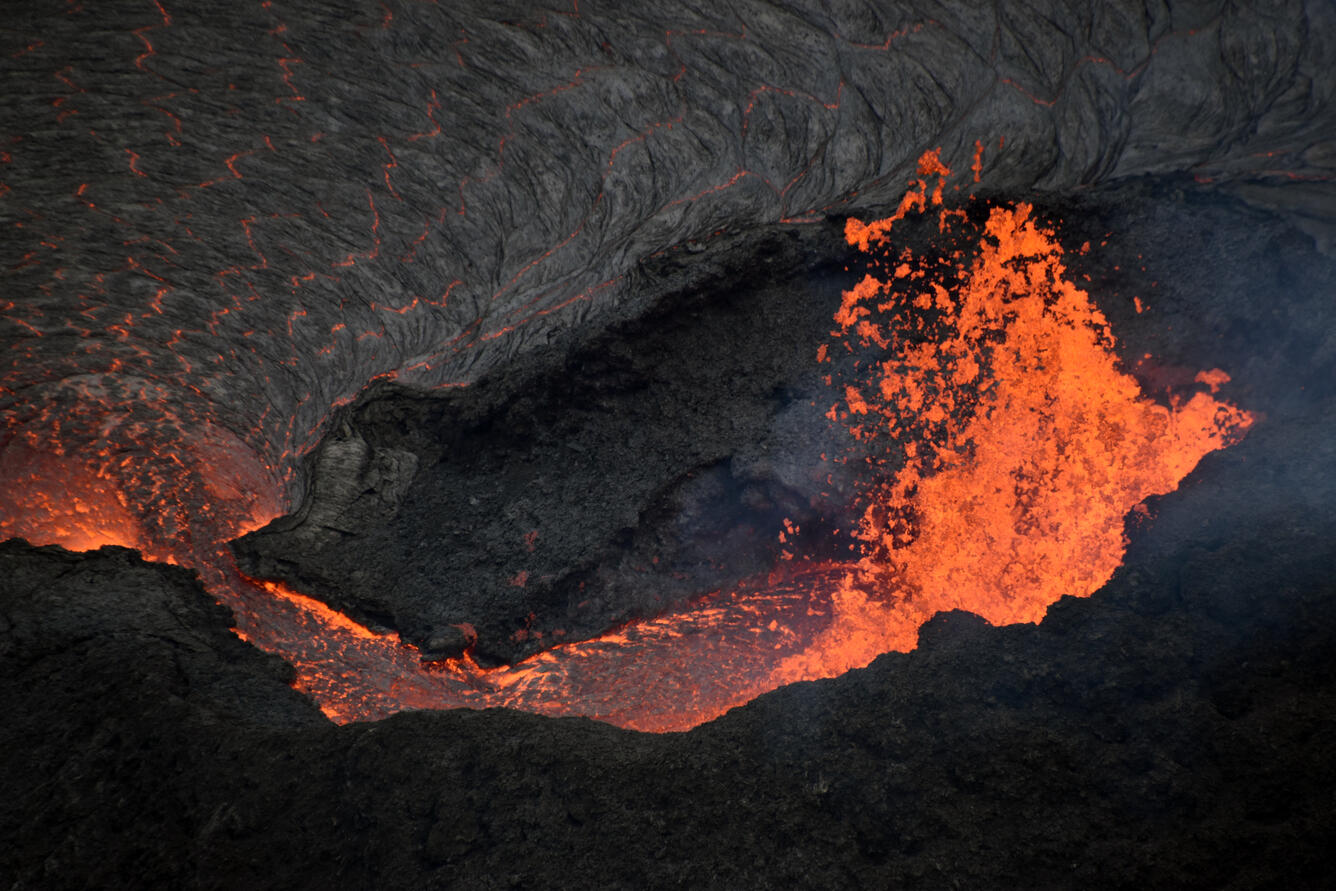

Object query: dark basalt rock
[234,221,863,661]
[422,624,474,662]
[4,0,1336,887]
[0,541,323,730]
[3,403,1336,888]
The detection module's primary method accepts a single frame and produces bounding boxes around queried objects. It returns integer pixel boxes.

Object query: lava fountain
[1,149,1254,733]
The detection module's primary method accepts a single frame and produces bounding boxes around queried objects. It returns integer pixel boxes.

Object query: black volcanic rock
[0,541,322,730]
[4,400,1336,888]
[5,0,1336,887]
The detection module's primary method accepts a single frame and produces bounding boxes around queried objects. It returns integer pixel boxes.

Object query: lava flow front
[2,150,1255,734]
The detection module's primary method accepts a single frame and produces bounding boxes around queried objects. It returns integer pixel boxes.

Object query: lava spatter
[2,147,1255,735]
[769,190,1254,688]
[218,148,1254,733]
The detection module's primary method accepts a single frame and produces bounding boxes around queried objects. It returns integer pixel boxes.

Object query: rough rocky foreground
[5,0,1336,885]
[3,420,1334,889]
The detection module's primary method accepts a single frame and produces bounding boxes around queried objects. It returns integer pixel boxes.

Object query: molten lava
[771,196,1254,687]
[2,147,1255,734]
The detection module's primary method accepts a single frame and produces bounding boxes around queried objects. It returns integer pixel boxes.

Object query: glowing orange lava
[0,380,281,563]
[770,193,1253,687]
[0,442,142,552]
[2,147,1255,734]
[216,150,1253,732]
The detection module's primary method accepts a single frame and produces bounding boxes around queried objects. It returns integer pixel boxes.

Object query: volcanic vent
[222,150,1256,732]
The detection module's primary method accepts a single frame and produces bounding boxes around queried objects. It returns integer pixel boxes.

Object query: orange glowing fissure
[2,147,1254,733]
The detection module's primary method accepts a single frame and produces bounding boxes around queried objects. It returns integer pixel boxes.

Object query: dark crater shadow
[235,221,870,663]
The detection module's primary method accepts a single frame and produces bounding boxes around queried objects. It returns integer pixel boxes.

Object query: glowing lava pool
[1,150,1254,733]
